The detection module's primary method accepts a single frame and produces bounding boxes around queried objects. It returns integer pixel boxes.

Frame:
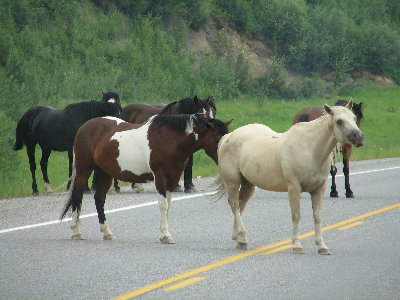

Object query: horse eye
[336,119,343,125]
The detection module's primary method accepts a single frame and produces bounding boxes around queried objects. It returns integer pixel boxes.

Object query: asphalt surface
[0,158,399,300]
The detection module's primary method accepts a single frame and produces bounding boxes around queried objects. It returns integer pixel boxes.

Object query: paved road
[1,158,399,300]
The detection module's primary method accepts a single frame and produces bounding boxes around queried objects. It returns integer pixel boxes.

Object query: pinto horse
[60,114,231,243]
[216,102,364,254]
[292,100,364,198]
[13,92,122,195]
[120,96,216,193]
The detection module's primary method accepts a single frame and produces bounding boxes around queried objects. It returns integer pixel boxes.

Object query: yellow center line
[338,221,364,230]
[164,277,206,291]
[259,244,293,255]
[111,203,400,300]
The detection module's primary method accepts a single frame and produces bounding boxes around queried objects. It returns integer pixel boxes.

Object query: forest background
[1,0,399,197]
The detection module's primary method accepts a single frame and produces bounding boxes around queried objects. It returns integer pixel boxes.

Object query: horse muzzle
[349,130,365,147]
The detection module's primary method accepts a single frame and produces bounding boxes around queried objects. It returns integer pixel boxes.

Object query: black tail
[60,168,81,220]
[13,117,25,151]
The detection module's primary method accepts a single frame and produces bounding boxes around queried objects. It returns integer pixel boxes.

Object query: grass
[4,86,400,198]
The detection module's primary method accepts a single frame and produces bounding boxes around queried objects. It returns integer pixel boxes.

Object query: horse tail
[60,161,82,220]
[213,174,226,201]
[13,117,26,151]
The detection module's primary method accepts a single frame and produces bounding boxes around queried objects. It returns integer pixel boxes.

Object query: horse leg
[40,148,53,194]
[26,143,39,196]
[330,164,338,197]
[288,184,303,254]
[70,210,84,240]
[113,178,120,193]
[183,154,196,193]
[155,174,175,244]
[343,145,354,198]
[311,185,330,255]
[94,169,115,240]
[238,177,255,213]
[226,180,248,250]
[133,183,145,193]
[68,172,87,240]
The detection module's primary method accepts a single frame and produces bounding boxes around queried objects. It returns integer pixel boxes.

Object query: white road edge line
[0,191,217,234]
[1,166,399,234]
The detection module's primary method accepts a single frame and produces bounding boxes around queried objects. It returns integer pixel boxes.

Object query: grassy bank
[4,86,398,199]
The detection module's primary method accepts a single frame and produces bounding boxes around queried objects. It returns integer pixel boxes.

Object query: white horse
[215,102,364,254]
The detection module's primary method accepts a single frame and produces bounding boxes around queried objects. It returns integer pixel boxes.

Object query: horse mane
[151,114,228,135]
[152,114,195,133]
[63,100,108,118]
[160,96,214,115]
[159,100,179,115]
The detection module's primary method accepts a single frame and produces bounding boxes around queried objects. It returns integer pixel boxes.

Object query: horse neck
[305,115,338,161]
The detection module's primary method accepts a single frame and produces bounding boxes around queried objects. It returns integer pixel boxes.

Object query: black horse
[13,91,122,195]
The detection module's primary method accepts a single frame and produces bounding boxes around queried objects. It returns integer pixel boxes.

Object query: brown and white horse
[121,96,217,193]
[292,100,364,198]
[215,102,364,254]
[60,114,230,244]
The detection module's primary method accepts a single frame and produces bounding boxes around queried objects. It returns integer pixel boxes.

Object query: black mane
[151,114,228,135]
[160,96,216,115]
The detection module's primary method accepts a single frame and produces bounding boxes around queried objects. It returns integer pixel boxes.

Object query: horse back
[292,106,325,125]
[122,103,162,124]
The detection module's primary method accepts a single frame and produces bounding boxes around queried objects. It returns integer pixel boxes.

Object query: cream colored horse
[215,102,364,254]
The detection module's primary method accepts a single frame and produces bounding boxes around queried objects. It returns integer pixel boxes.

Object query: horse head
[195,118,232,164]
[324,101,364,147]
[101,91,123,118]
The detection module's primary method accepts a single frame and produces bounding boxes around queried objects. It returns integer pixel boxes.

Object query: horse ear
[225,119,233,127]
[194,95,199,101]
[346,100,353,110]
[324,104,334,116]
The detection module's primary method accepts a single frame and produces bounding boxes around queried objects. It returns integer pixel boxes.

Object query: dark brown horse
[120,95,216,193]
[292,100,364,198]
[60,114,231,243]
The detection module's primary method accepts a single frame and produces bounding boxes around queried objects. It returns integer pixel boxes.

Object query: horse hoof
[173,186,183,193]
[71,234,84,240]
[32,192,40,197]
[293,247,304,254]
[346,193,354,198]
[103,234,116,240]
[236,242,248,250]
[330,191,339,197]
[160,236,175,244]
[318,248,331,255]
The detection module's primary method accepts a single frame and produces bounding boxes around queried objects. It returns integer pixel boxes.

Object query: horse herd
[13,92,364,254]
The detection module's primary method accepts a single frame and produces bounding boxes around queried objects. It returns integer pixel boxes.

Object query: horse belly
[240,143,288,192]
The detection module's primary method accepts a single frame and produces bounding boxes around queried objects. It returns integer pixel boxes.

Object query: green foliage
[0,0,400,198]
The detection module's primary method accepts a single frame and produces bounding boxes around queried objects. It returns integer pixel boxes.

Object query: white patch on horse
[111,122,152,175]
[209,109,214,119]
[185,115,195,135]
[103,116,125,125]
[107,98,116,104]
